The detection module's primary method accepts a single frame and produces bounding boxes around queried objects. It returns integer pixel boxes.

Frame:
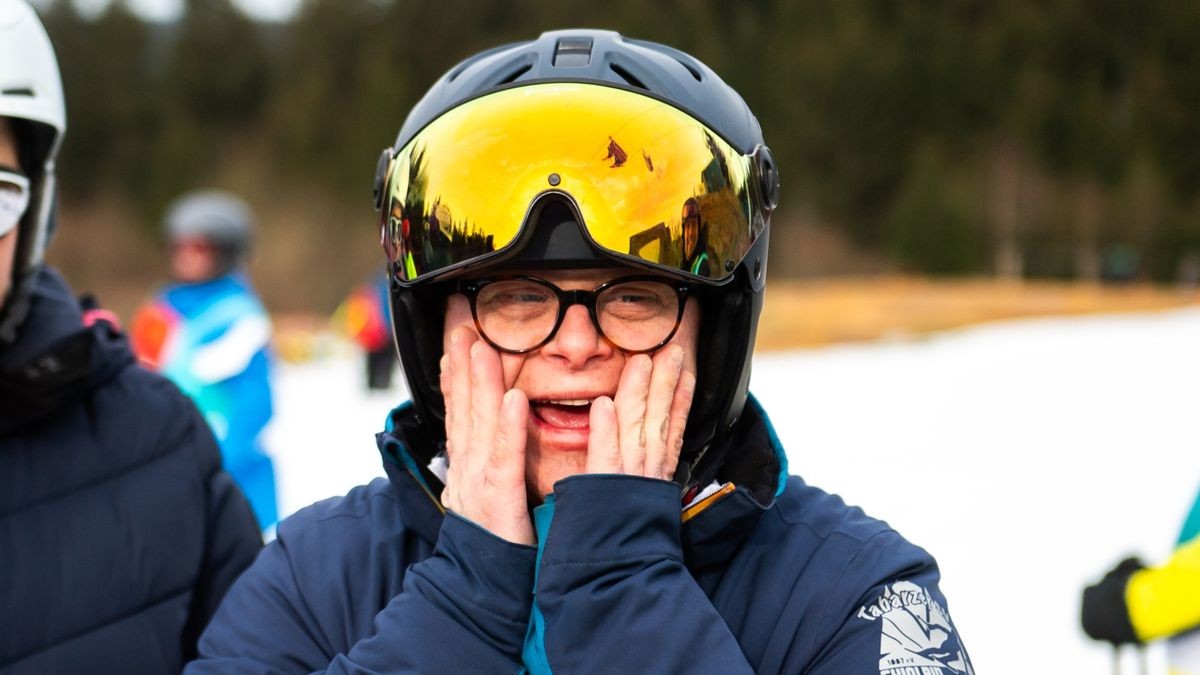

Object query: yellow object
[682,483,737,523]
[378,82,765,283]
[1127,534,1200,642]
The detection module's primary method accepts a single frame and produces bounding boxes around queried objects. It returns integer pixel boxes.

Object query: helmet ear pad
[388,274,451,463]
[679,270,761,487]
[9,118,57,277]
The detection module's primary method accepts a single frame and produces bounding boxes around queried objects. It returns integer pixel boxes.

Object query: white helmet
[0,0,66,280]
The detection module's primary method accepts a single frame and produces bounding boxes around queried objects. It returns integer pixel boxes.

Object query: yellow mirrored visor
[381,82,761,282]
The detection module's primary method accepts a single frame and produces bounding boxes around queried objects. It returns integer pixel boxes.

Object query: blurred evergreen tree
[141,0,271,224]
[41,0,151,200]
[31,0,1200,281]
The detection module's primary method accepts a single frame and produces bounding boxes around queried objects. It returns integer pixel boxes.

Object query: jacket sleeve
[187,511,537,674]
[533,475,757,674]
[1126,534,1200,641]
[179,397,264,661]
[800,530,973,675]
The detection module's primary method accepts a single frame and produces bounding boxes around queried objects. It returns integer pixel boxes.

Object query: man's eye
[502,292,550,304]
[480,284,553,310]
[613,293,658,305]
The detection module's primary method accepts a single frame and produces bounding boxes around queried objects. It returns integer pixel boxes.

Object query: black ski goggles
[376,82,777,284]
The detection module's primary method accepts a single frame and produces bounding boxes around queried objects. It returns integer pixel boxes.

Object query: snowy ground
[265,306,1200,674]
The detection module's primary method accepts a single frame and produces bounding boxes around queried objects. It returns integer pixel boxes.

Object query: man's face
[444,268,700,501]
[170,236,219,283]
[683,218,699,259]
[0,118,21,305]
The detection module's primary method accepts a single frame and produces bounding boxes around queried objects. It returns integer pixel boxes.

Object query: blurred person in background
[132,190,279,531]
[190,30,973,673]
[333,270,395,390]
[1082,487,1200,673]
[0,1,262,671]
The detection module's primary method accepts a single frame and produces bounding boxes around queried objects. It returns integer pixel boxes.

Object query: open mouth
[530,398,596,430]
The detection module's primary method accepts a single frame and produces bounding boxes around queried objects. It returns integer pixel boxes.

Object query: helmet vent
[495,63,533,85]
[1,88,34,96]
[608,63,647,90]
[674,58,703,82]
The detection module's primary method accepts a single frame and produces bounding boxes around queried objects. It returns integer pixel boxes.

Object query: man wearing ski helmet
[0,1,262,670]
[193,30,973,673]
[132,190,279,530]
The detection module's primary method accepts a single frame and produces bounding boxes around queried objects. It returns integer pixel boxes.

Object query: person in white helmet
[131,190,279,531]
[0,2,262,671]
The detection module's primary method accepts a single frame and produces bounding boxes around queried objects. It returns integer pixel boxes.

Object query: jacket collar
[0,266,133,435]
[375,395,786,571]
[376,403,447,546]
[679,395,786,570]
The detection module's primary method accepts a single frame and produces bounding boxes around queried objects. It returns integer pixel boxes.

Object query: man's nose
[541,304,611,366]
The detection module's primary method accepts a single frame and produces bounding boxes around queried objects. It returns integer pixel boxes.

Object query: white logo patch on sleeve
[857,580,973,675]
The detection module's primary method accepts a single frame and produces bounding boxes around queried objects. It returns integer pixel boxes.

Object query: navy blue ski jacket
[0,267,263,673]
[192,396,973,674]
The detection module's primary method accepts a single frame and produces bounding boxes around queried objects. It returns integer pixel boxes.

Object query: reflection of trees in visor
[390,146,497,279]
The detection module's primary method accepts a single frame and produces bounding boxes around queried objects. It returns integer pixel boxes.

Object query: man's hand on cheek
[586,346,696,481]
[440,327,535,545]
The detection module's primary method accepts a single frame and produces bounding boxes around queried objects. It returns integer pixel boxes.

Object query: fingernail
[672,346,684,371]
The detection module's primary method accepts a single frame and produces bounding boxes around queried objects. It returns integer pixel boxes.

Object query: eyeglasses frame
[457,274,693,355]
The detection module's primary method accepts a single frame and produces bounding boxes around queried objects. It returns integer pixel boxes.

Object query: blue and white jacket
[133,273,277,529]
[191,397,973,674]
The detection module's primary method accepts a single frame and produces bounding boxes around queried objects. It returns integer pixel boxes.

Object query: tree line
[38,0,1200,282]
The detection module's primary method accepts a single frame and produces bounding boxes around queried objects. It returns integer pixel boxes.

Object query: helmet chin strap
[0,266,40,346]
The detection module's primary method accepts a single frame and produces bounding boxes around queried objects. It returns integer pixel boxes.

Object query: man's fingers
[439,353,460,503]
[663,368,696,480]
[438,324,533,545]
[613,353,652,474]
[467,340,504,474]
[445,327,477,468]
[644,345,684,478]
[491,388,529,482]
[586,396,621,474]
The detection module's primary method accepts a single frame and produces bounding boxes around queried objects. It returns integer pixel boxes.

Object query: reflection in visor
[380,83,763,283]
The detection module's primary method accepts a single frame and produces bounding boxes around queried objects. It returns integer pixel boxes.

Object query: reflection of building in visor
[379,82,767,283]
[0,169,31,237]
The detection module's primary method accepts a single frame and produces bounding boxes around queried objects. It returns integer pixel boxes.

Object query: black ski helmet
[377,29,779,487]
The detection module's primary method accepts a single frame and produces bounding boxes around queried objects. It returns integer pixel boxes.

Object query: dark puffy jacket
[0,267,263,673]
[190,395,973,673]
